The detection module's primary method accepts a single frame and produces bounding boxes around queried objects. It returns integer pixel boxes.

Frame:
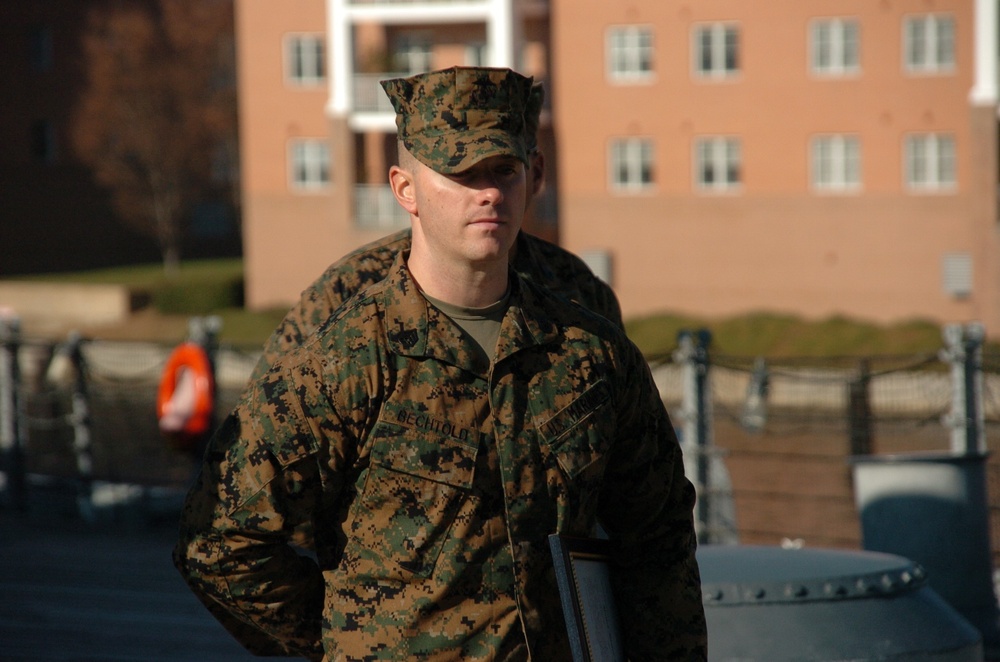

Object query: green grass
[20,259,245,288]
[210,306,289,344]
[626,311,951,361]
[12,259,987,358]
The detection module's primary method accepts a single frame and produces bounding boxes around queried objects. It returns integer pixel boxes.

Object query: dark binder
[548,535,626,662]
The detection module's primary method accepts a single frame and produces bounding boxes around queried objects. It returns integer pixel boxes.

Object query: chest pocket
[535,379,613,479]
[347,414,478,581]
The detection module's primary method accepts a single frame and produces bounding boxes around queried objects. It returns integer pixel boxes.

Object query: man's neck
[407,251,510,308]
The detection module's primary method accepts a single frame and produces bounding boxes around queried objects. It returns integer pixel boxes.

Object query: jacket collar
[380,250,560,367]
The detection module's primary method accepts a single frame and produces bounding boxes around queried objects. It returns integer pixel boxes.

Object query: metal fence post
[62,332,94,520]
[848,358,873,457]
[188,315,222,452]
[675,329,714,543]
[0,312,27,511]
[740,357,769,433]
[961,323,985,456]
[941,322,985,455]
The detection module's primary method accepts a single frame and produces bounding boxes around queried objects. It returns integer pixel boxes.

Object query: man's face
[408,154,527,267]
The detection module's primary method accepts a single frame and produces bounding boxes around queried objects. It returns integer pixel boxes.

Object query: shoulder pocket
[535,379,613,479]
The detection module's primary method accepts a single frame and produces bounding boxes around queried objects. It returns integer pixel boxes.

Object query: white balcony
[348,0,488,4]
[348,74,402,130]
[343,0,493,24]
[345,0,549,12]
[353,73,403,113]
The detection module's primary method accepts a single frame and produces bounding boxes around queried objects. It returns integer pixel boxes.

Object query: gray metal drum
[698,545,983,661]
[852,451,1000,655]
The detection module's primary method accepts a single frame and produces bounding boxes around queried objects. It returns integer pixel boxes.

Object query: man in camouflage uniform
[174,67,707,661]
[248,81,622,384]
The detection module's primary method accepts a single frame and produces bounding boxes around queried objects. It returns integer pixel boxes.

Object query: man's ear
[529,151,545,197]
[389,165,418,215]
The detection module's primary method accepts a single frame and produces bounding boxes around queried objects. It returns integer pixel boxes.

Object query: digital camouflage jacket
[174,253,706,661]
[250,230,624,383]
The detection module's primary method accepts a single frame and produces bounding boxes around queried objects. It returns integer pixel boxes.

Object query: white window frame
[810,18,860,76]
[285,34,326,86]
[695,137,741,192]
[289,139,330,191]
[606,25,654,83]
[903,14,955,74]
[904,133,956,192]
[693,23,740,79]
[609,138,654,192]
[811,134,861,192]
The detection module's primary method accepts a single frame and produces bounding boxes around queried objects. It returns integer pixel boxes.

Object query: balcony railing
[355,184,409,231]
[353,73,406,113]
[348,0,489,4]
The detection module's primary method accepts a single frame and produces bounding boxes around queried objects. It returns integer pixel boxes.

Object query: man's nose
[475,174,504,205]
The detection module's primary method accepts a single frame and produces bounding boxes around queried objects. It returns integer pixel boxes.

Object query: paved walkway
[0,489,300,661]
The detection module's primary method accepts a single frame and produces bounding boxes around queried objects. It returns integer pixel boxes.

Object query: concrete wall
[0,282,133,332]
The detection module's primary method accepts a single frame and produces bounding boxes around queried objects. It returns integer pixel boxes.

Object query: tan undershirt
[425,289,510,370]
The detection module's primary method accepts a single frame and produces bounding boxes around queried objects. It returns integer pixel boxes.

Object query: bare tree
[71,0,238,277]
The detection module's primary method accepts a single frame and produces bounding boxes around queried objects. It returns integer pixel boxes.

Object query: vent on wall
[942,252,973,299]
[580,249,613,286]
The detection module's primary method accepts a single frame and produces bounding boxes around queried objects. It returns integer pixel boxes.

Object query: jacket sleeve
[599,344,708,661]
[172,370,331,660]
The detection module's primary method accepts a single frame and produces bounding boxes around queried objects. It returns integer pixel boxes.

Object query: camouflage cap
[381,66,534,174]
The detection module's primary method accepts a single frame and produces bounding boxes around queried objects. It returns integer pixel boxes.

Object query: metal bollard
[0,311,27,511]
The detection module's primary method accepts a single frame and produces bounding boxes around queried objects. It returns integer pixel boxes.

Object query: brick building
[236,0,1000,335]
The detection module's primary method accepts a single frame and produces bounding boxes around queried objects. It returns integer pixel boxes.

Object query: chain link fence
[652,325,1000,574]
[2,316,999,570]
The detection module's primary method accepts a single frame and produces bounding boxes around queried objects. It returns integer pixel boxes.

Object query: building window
[286,35,325,85]
[695,137,741,191]
[904,14,955,73]
[395,35,433,75]
[609,138,654,191]
[811,18,859,75]
[811,135,861,192]
[942,253,972,299]
[905,133,955,191]
[465,42,488,67]
[607,26,654,82]
[694,23,739,78]
[290,140,330,190]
